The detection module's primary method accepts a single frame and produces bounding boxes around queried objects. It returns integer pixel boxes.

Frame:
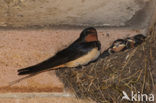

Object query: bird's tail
[18,65,40,75]
[18,64,64,75]
[17,58,64,75]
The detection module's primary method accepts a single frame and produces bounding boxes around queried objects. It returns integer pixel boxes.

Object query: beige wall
[0,0,154,27]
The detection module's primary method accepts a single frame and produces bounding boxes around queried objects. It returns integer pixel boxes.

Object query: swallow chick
[109,39,127,53]
[126,34,146,48]
[18,27,101,75]
[101,39,127,58]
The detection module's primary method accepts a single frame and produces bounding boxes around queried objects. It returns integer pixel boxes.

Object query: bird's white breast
[65,48,100,67]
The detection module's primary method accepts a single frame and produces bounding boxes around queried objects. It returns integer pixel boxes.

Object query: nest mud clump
[56,24,156,103]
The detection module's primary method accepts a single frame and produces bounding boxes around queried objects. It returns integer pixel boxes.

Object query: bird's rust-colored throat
[85,34,98,42]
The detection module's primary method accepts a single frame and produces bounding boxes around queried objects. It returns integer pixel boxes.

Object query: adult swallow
[18,27,101,75]
[126,34,146,48]
[101,39,127,58]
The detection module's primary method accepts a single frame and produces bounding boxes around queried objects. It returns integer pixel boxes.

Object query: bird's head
[112,39,126,47]
[111,39,127,52]
[134,34,146,43]
[79,27,98,42]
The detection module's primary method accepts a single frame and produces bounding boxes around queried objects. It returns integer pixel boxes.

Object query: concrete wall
[0,0,155,28]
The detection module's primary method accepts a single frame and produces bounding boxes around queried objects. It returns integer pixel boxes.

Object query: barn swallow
[18,27,101,75]
[101,39,127,58]
[126,34,146,48]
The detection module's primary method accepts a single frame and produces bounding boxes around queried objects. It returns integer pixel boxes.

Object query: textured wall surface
[0,0,154,27]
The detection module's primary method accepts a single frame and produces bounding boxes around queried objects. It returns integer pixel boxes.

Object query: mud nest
[56,24,156,103]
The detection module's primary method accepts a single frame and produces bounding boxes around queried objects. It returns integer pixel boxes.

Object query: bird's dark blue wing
[18,41,100,75]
